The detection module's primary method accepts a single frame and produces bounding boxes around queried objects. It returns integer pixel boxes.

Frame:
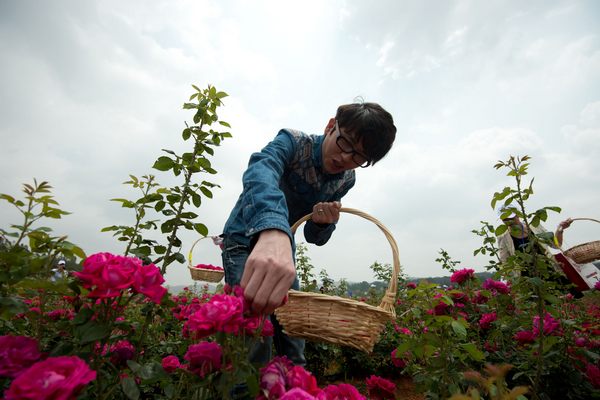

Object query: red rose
[184,342,222,377]
[161,355,181,373]
[366,375,396,400]
[0,335,41,378]
[133,263,167,304]
[4,356,96,400]
[286,366,320,395]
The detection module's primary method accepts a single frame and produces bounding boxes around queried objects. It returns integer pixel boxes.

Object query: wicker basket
[187,236,225,283]
[274,207,400,353]
[563,218,600,264]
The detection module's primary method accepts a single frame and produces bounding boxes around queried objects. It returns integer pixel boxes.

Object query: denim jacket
[222,129,356,249]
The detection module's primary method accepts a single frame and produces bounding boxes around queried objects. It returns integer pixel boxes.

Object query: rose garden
[1,86,599,399]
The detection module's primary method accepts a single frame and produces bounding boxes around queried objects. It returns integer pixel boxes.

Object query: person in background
[497,206,572,264]
[50,260,68,282]
[220,101,397,370]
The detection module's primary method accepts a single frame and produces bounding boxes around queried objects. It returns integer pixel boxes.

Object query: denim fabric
[222,129,355,248]
[221,237,306,367]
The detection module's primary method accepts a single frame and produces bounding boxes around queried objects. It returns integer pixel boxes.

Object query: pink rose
[586,363,600,388]
[533,313,560,336]
[110,340,135,367]
[0,335,41,378]
[193,263,224,271]
[133,263,167,304]
[280,388,317,400]
[258,357,294,399]
[286,366,320,395]
[450,268,475,284]
[479,312,497,330]
[74,253,139,299]
[406,282,417,289]
[390,349,407,369]
[366,375,396,400]
[514,330,536,344]
[184,342,222,377]
[4,356,96,400]
[202,294,244,334]
[317,383,365,400]
[161,355,181,373]
[244,316,275,337]
[482,278,510,295]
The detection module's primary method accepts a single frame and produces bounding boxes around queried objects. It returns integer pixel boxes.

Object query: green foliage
[436,249,462,273]
[103,85,231,273]
[295,242,316,291]
[0,180,85,317]
[101,175,162,261]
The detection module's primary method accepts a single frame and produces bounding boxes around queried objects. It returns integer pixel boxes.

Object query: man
[497,207,573,264]
[50,260,68,282]
[221,101,396,367]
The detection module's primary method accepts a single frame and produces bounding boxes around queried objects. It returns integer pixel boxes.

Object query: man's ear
[324,118,335,135]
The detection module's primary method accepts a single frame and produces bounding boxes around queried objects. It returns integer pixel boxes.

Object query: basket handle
[290,207,401,315]
[569,218,600,225]
[187,236,222,269]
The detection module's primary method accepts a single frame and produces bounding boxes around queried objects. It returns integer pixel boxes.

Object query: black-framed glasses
[334,120,372,168]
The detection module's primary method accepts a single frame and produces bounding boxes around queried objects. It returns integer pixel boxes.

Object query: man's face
[321,119,371,175]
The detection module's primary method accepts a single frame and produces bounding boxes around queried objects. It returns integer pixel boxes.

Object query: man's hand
[312,201,341,224]
[241,229,296,315]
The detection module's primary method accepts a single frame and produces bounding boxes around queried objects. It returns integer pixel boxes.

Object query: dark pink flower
[4,356,96,400]
[482,278,511,295]
[471,291,489,304]
[132,263,167,304]
[595,281,600,290]
[259,357,294,399]
[161,355,181,373]
[243,316,275,337]
[0,335,41,378]
[184,342,222,377]
[187,293,244,337]
[391,349,407,369]
[586,363,600,388]
[317,383,365,400]
[366,375,396,400]
[286,366,320,395]
[479,312,497,330]
[280,388,317,399]
[450,268,475,285]
[110,340,135,367]
[74,253,139,299]
[533,313,560,336]
[514,330,536,344]
[193,263,224,271]
[406,282,417,289]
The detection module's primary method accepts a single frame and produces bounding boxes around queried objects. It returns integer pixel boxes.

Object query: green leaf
[153,156,175,172]
[451,320,467,338]
[461,343,485,361]
[192,193,201,207]
[164,384,175,398]
[495,225,508,236]
[76,321,110,344]
[121,376,140,400]
[200,187,213,198]
[72,307,95,325]
[219,120,231,128]
[194,223,208,236]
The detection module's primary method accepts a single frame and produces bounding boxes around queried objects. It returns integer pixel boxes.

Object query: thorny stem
[125,177,155,257]
[161,122,205,274]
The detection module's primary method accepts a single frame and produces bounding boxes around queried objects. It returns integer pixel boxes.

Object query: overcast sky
[1,0,599,287]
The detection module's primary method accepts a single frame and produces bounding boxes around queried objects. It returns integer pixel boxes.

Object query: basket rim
[289,207,400,315]
[283,289,392,317]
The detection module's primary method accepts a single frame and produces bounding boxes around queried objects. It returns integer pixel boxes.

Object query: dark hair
[335,102,396,165]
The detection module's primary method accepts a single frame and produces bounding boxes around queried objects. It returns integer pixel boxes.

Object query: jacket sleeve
[240,131,296,243]
[303,176,356,246]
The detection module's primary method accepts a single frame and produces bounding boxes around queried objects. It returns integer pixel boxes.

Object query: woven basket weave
[274,208,400,353]
[563,218,600,264]
[187,236,225,283]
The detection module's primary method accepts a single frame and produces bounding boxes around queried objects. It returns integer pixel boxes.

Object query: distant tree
[295,242,315,291]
